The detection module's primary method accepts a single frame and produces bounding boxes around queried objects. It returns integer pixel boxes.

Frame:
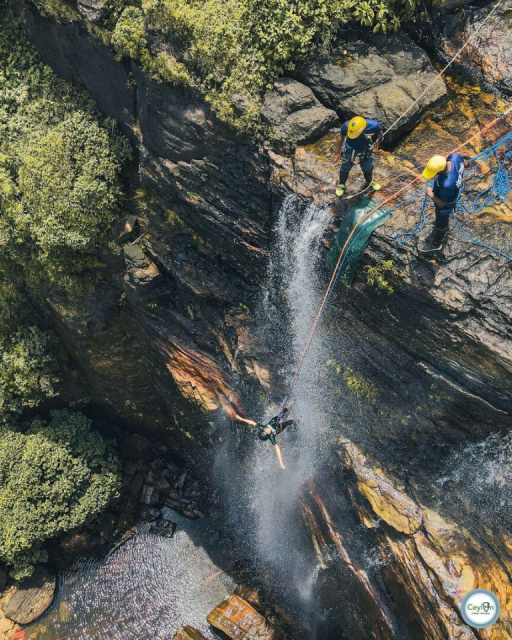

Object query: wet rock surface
[270,83,512,414]
[3,567,56,625]
[174,627,208,640]
[261,78,338,153]
[340,440,512,639]
[267,80,512,638]
[441,0,512,94]
[294,34,447,141]
[207,595,279,640]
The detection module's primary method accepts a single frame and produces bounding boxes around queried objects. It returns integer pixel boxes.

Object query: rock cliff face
[441,0,512,94]
[13,0,273,458]
[11,1,512,638]
[267,74,512,637]
[12,0,448,455]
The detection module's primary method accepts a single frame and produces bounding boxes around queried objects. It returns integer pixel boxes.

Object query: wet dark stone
[294,34,447,141]
[4,567,56,625]
[441,0,512,94]
[261,78,339,153]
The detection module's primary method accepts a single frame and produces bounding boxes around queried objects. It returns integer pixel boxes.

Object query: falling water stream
[247,196,333,566]
[211,195,339,637]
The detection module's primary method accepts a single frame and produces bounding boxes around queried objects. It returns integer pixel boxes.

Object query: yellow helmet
[422,155,447,180]
[347,116,367,139]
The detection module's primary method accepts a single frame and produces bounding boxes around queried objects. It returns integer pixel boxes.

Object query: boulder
[140,484,159,506]
[77,0,106,21]
[123,243,148,271]
[123,243,161,288]
[294,35,446,141]
[441,0,512,94]
[140,506,161,522]
[234,584,263,608]
[207,594,278,639]
[4,566,56,625]
[173,627,207,640]
[261,78,338,153]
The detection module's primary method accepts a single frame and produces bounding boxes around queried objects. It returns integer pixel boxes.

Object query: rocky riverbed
[1,0,511,638]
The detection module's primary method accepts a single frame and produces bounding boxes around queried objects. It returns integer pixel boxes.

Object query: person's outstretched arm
[233,413,257,427]
[275,444,286,470]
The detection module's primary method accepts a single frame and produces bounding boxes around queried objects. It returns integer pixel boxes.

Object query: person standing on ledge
[335,116,384,197]
[420,152,465,252]
[232,401,296,470]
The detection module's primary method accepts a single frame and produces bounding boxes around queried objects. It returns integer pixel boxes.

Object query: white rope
[383,0,508,138]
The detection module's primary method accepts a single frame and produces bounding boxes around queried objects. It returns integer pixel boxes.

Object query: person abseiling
[420,152,465,252]
[335,116,384,197]
[232,401,296,470]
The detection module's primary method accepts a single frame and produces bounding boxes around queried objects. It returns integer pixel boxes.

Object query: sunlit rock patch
[340,440,512,639]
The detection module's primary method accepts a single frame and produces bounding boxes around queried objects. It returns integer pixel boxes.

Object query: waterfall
[236,195,333,606]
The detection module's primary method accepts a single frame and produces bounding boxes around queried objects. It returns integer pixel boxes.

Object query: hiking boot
[336,183,346,197]
[363,180,382,191]
[419,228,447,252]
[362,180,382,192]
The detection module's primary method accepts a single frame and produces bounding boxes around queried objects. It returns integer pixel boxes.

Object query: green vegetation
[28,0,79,21]
[0,328,57,423]
[0,13,126,578]
[364,260,394,293]
[111,5,192,85]
[135,0,418,127]
[343,367,378,403]
[327,360,378,403]
[0,11,129,285]
[31,0,420,128]
[0,410,120,579]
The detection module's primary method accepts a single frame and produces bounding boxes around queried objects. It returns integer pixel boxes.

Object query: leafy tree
[0,12,129,284]
[112,5,192,85]
[0,410,121,579]
[15,113,121,278]
[0,328,57,423]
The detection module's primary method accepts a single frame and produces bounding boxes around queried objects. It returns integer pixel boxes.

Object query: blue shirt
[433,153,465,205]
[341,118,382,154]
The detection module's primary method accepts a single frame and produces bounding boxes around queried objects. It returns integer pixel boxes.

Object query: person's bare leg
[275,445,286,470]
[284,399,295,411]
